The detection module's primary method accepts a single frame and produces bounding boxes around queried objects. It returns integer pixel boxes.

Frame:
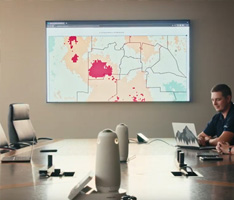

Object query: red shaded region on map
[129,88,146,102]
[89,60,112,78]
[68,36,78,49]
[108,76,117,83]
[132,95,146,102]
[71,54,79,63]
[115,96,120,102]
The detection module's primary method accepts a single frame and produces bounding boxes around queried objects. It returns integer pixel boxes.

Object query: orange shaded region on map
[128,36,155,47]
[109,70,153,102]
[63,36,92,83]
[125,36,161,64]
[87,75,117,101]
[141,43,160,64]
[168,36,187,53]
[124,42,141,55]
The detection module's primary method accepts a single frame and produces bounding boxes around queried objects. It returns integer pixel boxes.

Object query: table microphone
[95,129,121,193]
[116,123,129,162]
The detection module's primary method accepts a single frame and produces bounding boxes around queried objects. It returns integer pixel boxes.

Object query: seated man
[198,84,234,146]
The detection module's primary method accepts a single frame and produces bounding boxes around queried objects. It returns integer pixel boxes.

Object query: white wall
[0,0,234,139]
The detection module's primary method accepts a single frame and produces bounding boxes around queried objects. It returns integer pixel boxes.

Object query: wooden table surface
[1,138,234,200]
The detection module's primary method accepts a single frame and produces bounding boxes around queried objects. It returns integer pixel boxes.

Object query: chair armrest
[0,147,15,151]
[11,141,32,149]
[38,137,53,141]
[0,145,16,153]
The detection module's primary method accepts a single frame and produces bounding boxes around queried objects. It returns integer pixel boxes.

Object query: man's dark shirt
[204,103,234,144]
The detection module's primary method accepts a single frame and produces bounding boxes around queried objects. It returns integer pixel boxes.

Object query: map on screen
[46,20,190,102]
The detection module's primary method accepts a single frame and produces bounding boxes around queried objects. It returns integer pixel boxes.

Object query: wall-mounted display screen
[46,20,190,102]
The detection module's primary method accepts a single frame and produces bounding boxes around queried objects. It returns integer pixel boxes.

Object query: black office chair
[8,103,52,148]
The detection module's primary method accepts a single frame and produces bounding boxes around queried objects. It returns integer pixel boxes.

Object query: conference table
[0,138,234,200]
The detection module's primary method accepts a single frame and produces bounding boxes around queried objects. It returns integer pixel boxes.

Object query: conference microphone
[116,123,129,162]
[95,129,121,193]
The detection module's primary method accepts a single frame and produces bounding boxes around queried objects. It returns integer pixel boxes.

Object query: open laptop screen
[172,122,200,148]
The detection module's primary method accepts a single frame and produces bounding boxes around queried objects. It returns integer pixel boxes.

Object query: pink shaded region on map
[89,60,112,78]
[115,88,146,102]
[68,36,78,49]
[130,89,146,102]
[114,96,120,102]
[71,54,79,63]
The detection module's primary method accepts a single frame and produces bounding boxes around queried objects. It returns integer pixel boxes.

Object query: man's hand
[197,132,211,146]
[216,141,230,154]
[197,136,206,146]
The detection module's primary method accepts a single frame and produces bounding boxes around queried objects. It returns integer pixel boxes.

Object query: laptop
[172,122,215,150]
[1,143,34,163]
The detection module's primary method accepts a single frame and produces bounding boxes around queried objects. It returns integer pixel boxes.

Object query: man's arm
[209,131,234,146]
[197,132,211,146]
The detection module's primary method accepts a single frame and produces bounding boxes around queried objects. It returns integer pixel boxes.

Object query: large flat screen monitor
[46,20,190,102]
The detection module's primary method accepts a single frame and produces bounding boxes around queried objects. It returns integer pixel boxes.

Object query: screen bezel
[46,20,190,103]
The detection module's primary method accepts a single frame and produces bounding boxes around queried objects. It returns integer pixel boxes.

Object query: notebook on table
[1,143,34,163]
[172,122,216,150]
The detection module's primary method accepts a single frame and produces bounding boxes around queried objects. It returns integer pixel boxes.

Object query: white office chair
[0,123,16,153]
[8,103,52,148]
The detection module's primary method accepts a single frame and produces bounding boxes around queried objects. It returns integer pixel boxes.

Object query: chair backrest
[8,103,36,144]
[0,123,9,147]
